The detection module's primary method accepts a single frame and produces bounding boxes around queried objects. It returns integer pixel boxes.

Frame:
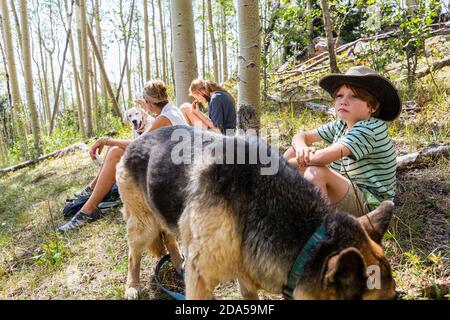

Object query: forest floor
[0,35,449,300]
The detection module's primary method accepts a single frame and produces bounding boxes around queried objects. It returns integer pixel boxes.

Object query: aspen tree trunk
[202,0,206,79]
[221,6,228,82]
[237,0,261,130]
[1,0,22,136]
[170,0,198,106]
[207,0,219,82]
[91,54,98,130]
[144,0,151,81]
[168,2,176,92]
[78,0,93,136]
[126,53,132,106]
[64,0,87,139]
[151,0,159,78]
[137,22,144,87]
[69,15,86,138]
[94,0,108,104]
[114,0,135,105]
[320,0,340,73]
[38,36,51,132]
[19,0,42,154]
[50,0,75,134]
[9,0,22,52]
[218,32,222,83]
[157,0,167,83]
[87,24,121,117]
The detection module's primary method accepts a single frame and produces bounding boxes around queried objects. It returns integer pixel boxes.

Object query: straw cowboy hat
[319,66,402,121]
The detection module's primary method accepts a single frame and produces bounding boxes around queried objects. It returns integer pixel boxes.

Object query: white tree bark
[157,0,167,83]
[151,0,159,78]
[170,0,198,106]
[1,0,21,134]
[144,0,151,81]
[221,6,228,82]
[237,0,261,130]
[207,0,219,82]
[78,0,93,136]
[19,0,42,154]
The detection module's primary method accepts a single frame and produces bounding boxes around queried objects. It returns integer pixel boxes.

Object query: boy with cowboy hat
[284,65,402,216]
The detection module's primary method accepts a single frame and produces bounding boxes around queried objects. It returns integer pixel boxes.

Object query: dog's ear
[358,201,394,244]
[323,247,367,300]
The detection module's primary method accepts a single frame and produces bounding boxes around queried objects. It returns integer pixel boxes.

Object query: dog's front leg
[185,263,214,300]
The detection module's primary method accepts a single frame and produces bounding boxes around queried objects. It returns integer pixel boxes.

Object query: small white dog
[123,107,155,139]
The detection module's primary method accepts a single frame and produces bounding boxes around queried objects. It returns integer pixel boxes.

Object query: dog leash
[282,223,328,299]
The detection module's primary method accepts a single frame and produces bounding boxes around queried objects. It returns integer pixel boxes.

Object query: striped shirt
[314,118,397,208]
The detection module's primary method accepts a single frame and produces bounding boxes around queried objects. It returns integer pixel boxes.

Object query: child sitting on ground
[284,66,401,216]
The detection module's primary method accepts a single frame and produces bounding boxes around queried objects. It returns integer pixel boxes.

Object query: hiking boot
[58,208,102,232]
[74,186,93,198]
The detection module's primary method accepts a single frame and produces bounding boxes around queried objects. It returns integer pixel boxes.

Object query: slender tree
[94,0,108,104]
[170,0,198,106]
[87,24,121,117]
[320,0,340,73]
[78,0,93,136]
[202,0,206,79]
[151,0,159,78]
[19,0,42,154]
[144,0,151,81]
[115,0,136,105]
[237,0,261,130]
[50,0,75,134]
[221,5,228,82]
[157,0,167,83]
[68,0,86,138]
[0,0,21,136]
[168,2,176,91]
[206,0,219,82]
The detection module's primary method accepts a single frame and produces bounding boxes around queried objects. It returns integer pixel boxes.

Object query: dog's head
[123,107,149,131]
[293,201,397,300]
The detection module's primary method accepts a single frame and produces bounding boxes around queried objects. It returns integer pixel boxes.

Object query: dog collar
[282,223,327,299]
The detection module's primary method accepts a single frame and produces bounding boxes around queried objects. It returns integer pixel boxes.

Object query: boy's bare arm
[291,130,321,150]
[303,143,351,166]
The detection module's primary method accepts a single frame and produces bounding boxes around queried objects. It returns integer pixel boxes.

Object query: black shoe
[74,186,94,198]
[58,208,102,232]
[63,184,121,218]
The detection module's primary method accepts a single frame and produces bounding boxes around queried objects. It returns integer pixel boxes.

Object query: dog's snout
[132,120,138,124]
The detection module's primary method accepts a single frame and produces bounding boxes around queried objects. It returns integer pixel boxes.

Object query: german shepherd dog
[116,125,397,300]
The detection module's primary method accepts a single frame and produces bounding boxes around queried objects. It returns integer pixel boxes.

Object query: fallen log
[0,143,90,174]
[397,143,450,170]
[396,56,450,82]
[265,94,334,114]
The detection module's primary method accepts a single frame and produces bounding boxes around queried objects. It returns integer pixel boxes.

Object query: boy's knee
[107,146,125,161]
[304,166,326,181]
